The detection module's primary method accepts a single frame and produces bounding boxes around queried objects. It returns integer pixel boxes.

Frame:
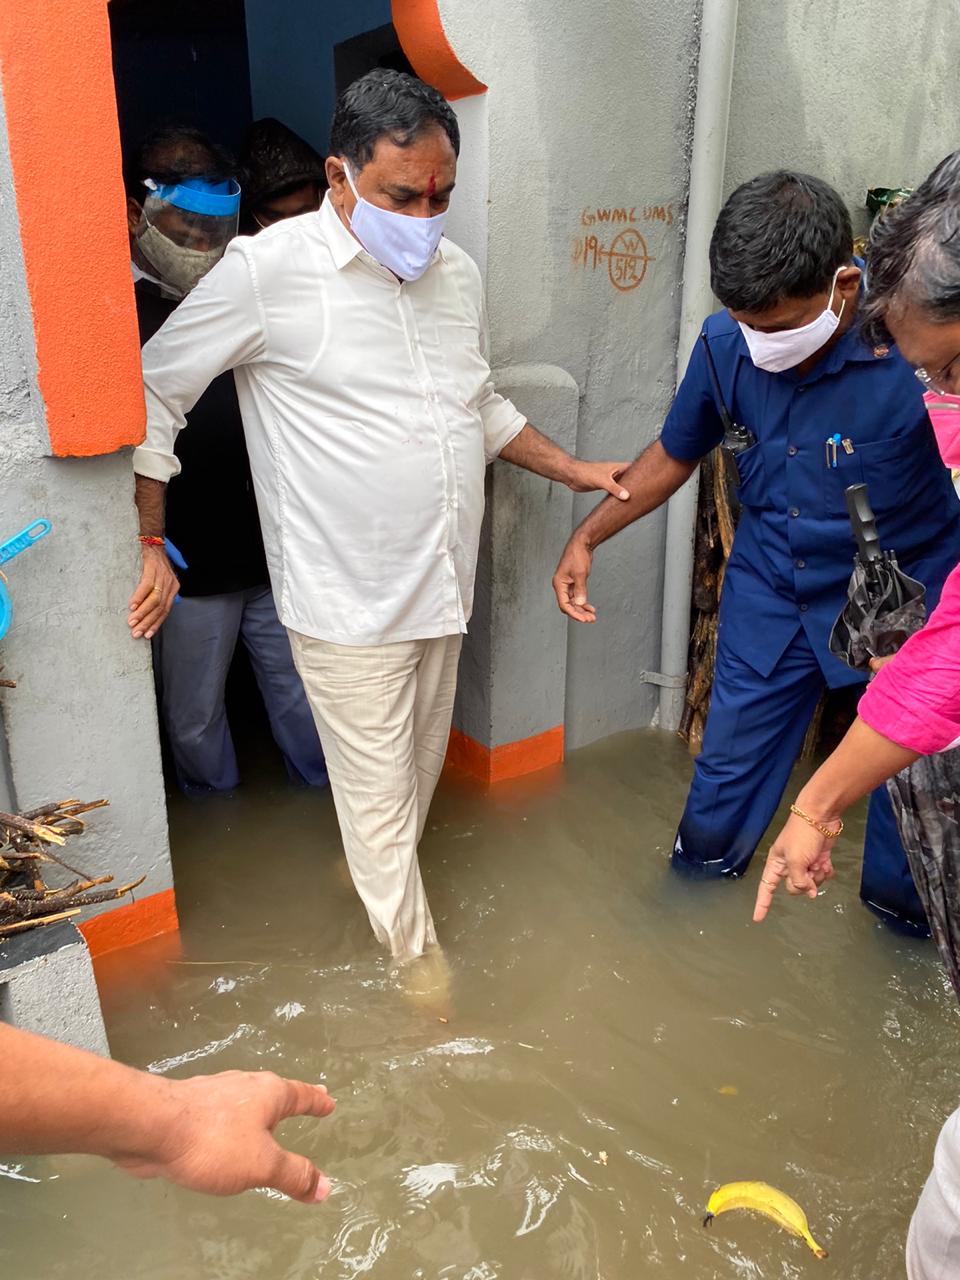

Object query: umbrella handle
[845,484,883,565]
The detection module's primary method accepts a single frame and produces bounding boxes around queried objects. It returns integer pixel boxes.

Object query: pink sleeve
[858,560,960,754]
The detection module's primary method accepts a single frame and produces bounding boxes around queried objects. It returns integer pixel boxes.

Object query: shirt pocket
[435,321,491,407]
[821,437,864,516]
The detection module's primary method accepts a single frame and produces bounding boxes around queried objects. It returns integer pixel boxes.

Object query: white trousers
[288,631,462,963]
[908,1106,960,1279]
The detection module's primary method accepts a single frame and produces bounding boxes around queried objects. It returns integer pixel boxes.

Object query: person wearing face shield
[552,170,960,933]
[126,126,327,795]
[130,71,631,966]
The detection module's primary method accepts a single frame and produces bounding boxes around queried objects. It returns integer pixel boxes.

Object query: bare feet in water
[399,944,453,1019]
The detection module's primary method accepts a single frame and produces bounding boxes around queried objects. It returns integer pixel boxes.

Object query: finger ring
[761,878,778,887]
[151,586,161,595]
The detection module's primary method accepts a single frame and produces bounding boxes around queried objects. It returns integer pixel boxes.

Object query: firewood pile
[679,447,739,755]
[0,799,143,938]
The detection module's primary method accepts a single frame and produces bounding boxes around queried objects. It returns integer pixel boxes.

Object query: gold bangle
[789,803,843,840]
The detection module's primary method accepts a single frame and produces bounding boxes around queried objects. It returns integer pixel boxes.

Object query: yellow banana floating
[704,1181,828,1259]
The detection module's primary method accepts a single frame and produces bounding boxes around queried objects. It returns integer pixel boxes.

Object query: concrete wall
[725,0,960,230]
[444,94,489,278]
[440,0,699,750]
[0,84,172,927]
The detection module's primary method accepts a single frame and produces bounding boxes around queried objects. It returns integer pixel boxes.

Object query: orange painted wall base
[79,887,179,961]
[446,726,564,784]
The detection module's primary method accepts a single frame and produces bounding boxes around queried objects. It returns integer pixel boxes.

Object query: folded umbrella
[828,483,926,671]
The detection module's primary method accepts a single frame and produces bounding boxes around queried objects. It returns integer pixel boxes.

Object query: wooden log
[0,811,65,847]
[0,909,81,936]
[799,691,827,762]
[713,449,738,559]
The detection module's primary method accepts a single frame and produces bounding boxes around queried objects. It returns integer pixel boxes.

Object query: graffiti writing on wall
[572,229,654,292]
[572,202,672,292]
[580,204,674,227]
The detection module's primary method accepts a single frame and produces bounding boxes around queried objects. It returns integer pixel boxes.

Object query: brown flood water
[2,729,958,1279]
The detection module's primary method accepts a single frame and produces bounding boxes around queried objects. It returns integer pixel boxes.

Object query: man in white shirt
[130,70,629,964]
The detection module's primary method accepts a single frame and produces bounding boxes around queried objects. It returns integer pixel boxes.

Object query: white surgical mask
[343,162,446,282]
[137,222,225,299]
[738,268,845,373]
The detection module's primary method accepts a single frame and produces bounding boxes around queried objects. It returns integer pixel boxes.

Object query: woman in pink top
[752,151,960,1280]
[754,556,960,918]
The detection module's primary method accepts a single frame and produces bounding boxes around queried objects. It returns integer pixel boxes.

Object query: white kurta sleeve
[476,291,527,463]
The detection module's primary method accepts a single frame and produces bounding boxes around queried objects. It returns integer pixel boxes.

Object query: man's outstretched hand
[0,1023,337,1205]
[118,1068,336,1202]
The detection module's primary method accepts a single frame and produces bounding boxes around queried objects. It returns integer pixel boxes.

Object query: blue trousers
[671,625,928,933]
[153,585,327,794]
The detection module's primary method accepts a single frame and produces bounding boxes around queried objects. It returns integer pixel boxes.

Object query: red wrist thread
[138,535,165,547]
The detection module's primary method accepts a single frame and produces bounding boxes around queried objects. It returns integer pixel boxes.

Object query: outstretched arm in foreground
[752,717,919,923]
[0,1023,335,1202]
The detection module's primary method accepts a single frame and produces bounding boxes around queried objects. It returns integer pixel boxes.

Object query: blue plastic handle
[164,538,188,571]
[0,518,52,641]
[0,519,52,566]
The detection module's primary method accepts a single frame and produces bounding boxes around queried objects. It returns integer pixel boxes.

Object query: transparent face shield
[135,177,241,298]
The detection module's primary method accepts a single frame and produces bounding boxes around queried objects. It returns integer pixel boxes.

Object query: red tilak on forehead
[426,173,437,198]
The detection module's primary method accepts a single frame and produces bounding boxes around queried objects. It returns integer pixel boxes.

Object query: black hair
[861,151,960,346]
[329,69,460,170]
[123,124,234,201]
[238,117,327,211]
[709,170,853,312]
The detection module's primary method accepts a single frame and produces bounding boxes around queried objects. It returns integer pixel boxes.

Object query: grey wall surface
[456,365,578,750]
[441,0,700,749]
[725,0,960,227]
[0,87,171,918]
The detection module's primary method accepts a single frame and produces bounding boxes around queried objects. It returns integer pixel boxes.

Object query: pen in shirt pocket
[824,434,855,466]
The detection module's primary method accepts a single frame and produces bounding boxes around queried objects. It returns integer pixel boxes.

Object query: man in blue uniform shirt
[552,170,960,931]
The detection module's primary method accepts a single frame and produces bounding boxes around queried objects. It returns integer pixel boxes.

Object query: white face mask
[137,222,225,299]
[738,268,845,373]
[343,162,446,282]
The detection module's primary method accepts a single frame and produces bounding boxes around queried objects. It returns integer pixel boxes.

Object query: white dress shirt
[134,196,526,646]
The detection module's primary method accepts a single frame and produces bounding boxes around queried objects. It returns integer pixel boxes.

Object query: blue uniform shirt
[660,307,960,688]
